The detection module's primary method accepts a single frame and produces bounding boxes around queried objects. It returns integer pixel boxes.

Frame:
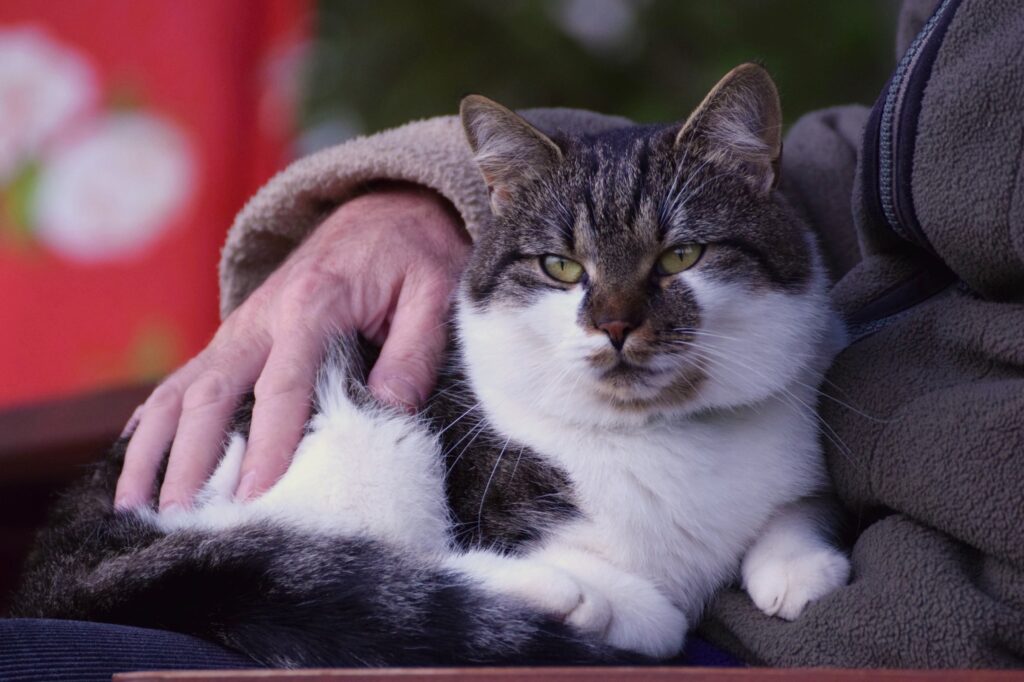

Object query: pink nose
[598,320,634,351]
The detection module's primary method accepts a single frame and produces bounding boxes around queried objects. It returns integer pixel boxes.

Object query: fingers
[120,404,144,439]
[114,189,466,512]
[115,359,204,510]
[234,328,323,501]
[368,269,453,410]
[157,348,267,511]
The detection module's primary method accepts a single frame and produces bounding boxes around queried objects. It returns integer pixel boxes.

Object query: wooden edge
[0,383,154,484]
[113,666,1023,681]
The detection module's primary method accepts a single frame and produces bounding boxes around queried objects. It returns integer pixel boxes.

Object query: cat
[12,63,850,666]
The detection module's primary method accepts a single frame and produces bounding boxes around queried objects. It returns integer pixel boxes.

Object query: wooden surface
[0,382,151,484]
[113,667,1024,681]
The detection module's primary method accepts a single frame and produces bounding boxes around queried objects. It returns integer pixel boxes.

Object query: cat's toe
[517,567,588,621]
[503,563,610,632]
[745,547,850,621]
[562,582,612,636]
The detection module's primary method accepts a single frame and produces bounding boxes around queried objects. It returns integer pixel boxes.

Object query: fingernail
[375,376,423,413]
[120,405,144,439]
[160,502,183,515]
[235,472,257,502]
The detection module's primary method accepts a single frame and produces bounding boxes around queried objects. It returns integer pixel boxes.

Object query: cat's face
[457,64,835,427]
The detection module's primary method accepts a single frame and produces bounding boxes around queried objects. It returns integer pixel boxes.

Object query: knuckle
[283,267,333,308]
[181,371,235,412]
[412,265,458,299]
[253,367,312,402]
[145,382,183,412]
[244,281,275,310]
[210,318,239,346]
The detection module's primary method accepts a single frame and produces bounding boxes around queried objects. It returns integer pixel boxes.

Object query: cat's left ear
[461,95,564,216]
[676,63,782,194]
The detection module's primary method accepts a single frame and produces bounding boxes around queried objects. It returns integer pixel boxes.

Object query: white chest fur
[475,381,825,616]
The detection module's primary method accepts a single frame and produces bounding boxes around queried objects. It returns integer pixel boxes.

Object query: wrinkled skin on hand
[115,185,471,511]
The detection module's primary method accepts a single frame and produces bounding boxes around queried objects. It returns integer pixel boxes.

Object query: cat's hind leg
[742,497,850,620]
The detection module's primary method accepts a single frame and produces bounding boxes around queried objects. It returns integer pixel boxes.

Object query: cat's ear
[460,95,563,216]
[676,63,782,194]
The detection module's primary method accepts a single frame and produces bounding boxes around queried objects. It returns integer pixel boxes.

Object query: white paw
[497,562,615,636]
[452,548,686,658]
[603,589,686,659]
[744,546,850,621]
[538,548,687,658]
[452,553,612,636]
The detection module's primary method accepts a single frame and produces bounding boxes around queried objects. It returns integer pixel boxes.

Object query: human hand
[114,185,470,511]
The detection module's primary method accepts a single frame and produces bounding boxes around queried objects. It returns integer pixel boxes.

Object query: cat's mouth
[601,361,656,381]
[587,346,665,388]
[587,352,706,410]
[594,359,665,401]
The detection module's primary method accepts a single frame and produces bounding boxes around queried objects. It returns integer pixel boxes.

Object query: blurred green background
[302,0,896,147]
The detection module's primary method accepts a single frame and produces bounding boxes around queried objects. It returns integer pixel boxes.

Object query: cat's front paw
[451,549,686,658]
[743,546,850,620]
[454,552,613,635]
[539,548,687,658]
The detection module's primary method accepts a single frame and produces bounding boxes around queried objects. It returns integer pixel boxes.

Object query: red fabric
[0,0,309,407]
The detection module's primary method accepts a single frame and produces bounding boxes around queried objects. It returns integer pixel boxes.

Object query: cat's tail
[12,517,631,667]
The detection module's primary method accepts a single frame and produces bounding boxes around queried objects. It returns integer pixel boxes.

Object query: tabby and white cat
[14,64,849,665]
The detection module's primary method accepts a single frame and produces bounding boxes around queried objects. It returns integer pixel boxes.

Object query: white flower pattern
[0,25,197,263]
[0,27,97,183]
[33,113,195,262]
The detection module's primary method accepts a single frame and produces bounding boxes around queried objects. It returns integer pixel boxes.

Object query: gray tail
[14,514,635,666]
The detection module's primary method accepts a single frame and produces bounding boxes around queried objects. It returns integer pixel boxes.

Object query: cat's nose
[598,320,634,351]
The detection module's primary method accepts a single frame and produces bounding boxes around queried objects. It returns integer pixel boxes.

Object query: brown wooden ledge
[113,666,1024,681]
[0,383,153,485]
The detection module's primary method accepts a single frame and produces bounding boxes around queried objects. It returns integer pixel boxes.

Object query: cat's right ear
[460,95,563,216]
[676,63,783,195]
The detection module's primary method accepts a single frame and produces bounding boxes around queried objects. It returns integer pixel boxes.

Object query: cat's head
[457,64,836,427]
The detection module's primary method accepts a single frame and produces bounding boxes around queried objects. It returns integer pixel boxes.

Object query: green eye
[541,255,585,284]
[656,244,704,276]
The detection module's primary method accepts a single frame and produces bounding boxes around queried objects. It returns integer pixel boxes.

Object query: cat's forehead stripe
[566,131,667,252]
[626,137,651,231]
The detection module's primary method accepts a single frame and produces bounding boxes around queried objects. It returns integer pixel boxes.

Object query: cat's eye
[655,244,704,276]
[540,255,585,284]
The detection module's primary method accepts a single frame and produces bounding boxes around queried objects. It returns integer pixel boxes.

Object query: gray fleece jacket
[217,0,1024,668]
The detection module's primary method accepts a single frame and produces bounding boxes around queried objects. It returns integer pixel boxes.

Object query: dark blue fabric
[678,635,743,667]
[0,618,741,680]
[0,618,257,682]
